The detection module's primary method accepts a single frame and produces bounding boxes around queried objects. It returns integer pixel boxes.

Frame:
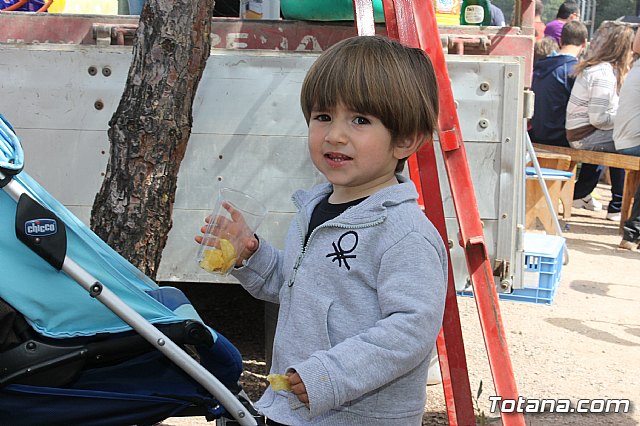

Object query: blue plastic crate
[458,233,565,305]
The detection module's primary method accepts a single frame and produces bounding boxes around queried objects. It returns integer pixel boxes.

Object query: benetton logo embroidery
[326,231,358,270]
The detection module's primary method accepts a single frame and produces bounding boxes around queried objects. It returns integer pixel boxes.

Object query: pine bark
[91,0,215,280]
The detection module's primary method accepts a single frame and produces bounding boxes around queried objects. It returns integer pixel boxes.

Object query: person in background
[531,22,587,148]
[566,22,636,221]
[533,36,559,64]
[196,35,447,426]
[614,28,640,250]
[534,0,547,40]
[490,2,506,27]
[544,1,581,44]
[618,184,640,251]
[529,22,604,210]
[127,0,144,15]
[613,28,640,156]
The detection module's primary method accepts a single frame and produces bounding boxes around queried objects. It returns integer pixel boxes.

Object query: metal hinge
[93,24,138,46]
[445,35,491,55]
[493,259,512,292]
[523,89,535,120]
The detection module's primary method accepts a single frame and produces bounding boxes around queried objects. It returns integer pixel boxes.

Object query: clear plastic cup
[197,187,267,276]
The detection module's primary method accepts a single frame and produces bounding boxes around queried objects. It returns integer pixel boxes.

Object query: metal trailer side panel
[0,45,525,290]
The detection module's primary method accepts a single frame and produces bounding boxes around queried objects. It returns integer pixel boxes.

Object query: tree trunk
[91,0,215,280]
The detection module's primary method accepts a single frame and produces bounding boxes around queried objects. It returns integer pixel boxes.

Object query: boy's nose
[324,123,348,145]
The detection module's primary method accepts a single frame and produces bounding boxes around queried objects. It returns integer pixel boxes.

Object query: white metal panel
[16,129,109,210]
[0,45,129,130]
[435,55,525,289]
[192,50,312,137]
[0,44,525,289]
[448,55,509,144]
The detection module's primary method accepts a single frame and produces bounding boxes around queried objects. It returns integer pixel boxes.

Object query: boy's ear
[393,134,426,160]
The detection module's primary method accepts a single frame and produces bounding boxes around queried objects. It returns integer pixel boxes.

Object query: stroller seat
[0,293,216,389]
[0,115,259,425]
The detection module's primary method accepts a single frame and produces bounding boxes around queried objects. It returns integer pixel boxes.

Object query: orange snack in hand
[266,373,291,391]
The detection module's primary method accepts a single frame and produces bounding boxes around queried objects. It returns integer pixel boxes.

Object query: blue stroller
[0,115,260,426]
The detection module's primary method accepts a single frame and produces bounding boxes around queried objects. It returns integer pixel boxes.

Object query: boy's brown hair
[534,37,559,63]
[560,20,588,47]
[300,35,439,173]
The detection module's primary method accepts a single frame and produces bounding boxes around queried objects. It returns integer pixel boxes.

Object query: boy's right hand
[194,202,259,267]
[288,371,309,406]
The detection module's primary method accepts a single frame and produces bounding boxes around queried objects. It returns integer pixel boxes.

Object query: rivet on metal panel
[88,66,97,76]
[102,66,112,77]
[505,137,511,143]
[94,100,104,110]
[480,82,490,92]
[507,72,513,78]
[217,176,223,181]
[502,213,508,219]
[448,239,454,249]
[478,119,489,129]
[218,155,223,159]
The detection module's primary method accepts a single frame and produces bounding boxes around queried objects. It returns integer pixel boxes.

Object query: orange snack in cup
[200,239,237,273]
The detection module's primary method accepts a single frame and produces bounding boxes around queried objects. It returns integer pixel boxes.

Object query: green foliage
[594,0,637,29]
[473,380,501,425]
[542,0,565,22]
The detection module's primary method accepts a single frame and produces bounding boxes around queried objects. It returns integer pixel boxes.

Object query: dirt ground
[162,183,639,426]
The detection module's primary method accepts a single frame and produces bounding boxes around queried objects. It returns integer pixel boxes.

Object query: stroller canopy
[0,114,24,174]
[0,115,251,426]
[0,115,202,338]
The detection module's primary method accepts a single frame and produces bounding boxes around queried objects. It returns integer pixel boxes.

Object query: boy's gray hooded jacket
[232,178,447,425]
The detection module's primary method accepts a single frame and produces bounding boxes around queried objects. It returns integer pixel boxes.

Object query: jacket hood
[534,54,577,79]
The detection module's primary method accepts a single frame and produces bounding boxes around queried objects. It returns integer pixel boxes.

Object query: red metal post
[412,139,474,426]
[397,1,526,425]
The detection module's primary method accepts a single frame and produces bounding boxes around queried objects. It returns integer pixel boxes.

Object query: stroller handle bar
[0,170,258,426]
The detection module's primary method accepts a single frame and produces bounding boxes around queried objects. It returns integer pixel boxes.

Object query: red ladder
[351,1,526,425]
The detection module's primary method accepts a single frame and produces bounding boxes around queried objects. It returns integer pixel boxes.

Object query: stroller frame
[0,168,258,426]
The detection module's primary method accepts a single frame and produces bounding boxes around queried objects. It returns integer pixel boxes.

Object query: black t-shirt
[305,194,367,245]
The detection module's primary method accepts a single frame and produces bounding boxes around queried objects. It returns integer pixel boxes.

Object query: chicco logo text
[25,219,57,237]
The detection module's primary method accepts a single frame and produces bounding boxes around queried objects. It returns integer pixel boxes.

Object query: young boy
[198,35,447,425]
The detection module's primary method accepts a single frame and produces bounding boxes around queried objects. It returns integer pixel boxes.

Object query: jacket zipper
[287,212,384,288]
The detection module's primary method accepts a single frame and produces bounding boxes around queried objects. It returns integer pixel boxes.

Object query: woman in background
[614,28,640,250]
[565,22,636,221]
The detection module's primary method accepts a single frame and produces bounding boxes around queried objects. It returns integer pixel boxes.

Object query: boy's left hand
[287,370,309,406]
